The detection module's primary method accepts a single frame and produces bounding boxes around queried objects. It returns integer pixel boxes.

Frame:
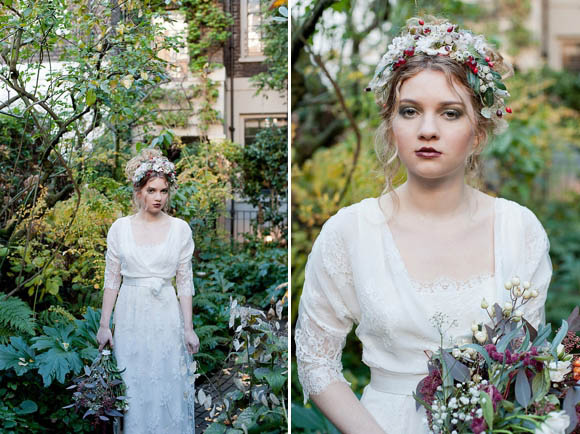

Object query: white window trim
[241,113,287,146]
[239,0,265,62]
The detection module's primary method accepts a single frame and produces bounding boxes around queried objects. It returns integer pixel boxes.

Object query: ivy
[182,0,233,138]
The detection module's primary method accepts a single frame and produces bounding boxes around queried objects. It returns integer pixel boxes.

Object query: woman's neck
[135,210,168,223]
[398,175,472,220]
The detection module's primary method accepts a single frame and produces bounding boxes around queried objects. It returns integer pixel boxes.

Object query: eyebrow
[399,98,465,107]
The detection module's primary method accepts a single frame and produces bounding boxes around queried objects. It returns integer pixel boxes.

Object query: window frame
[239,0,266,62]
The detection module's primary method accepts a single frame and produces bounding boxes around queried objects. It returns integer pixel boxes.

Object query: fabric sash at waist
[122,277,172,297]
[369,368,425,396]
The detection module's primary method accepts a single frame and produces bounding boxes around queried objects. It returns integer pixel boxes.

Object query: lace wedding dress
[103,215,197,434]
[295,197,552,433]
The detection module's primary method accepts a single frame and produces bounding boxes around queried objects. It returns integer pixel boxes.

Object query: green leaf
[86,88,96,106]
[233,407,258,429]
[467,71,480,94]
[519,327,531,353]
[203,425,227,434]
[496,323,522,353]
[515,369,531,408]
[550,320,568,355]
[0,336,36,375]
[13,400,38,415]
[35,348,82,386]
[441,350,470,383]
[494,80,506,90]
[500,400,515,412]
[484,87,494,106]
[531,369,549,402]
[532,323,552,347]
[462,343,492,366]
[479,390,494,430]
[253,366,286,394]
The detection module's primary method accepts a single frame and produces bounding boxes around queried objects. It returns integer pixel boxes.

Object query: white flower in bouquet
[534,411,570,434]
[474,329,487,344]
[547,360,571,382]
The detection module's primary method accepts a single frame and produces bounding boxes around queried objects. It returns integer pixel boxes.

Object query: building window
[561,39,580,72]
[243,116,287,146]
[240,0,265,61]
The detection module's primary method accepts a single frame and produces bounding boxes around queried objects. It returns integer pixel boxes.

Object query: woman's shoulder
[325,197,382,227]
[110,215,130,229]
[495,196,547,235]
[170,215,192,233]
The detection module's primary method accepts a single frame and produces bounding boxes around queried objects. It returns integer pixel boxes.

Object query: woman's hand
[97,326,113,351]
[184,329,200,354]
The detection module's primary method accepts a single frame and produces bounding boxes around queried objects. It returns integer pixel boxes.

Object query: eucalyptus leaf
[496,324,522,353]
[532,323,552,347]
[462,343,492,367]
[563,387,580,434]
[441,350,470,383]
[515,369,531,408]
[550,320,568,355]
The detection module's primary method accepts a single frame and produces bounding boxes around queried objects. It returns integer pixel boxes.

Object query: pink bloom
[471,417,487,433]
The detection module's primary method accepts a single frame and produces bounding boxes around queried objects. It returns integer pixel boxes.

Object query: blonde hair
[374,17,511,197]
[124,148,174,212]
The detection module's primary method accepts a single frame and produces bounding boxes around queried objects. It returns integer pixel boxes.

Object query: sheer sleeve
[520,207,552,328]
[103,221,122,293]
[294,217,355,404]
[176,222,194,297]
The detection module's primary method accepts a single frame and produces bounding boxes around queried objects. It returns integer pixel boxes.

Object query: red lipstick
[415,146,442,158]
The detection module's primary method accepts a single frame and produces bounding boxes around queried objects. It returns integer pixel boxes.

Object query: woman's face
[137,176,169,213]
[391,69,478,181]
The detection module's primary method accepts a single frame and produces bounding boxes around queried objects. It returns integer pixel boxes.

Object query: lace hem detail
[176,260,194,296]
[103,251,122,292]
[295,310,349,404]
[411,273,495,293]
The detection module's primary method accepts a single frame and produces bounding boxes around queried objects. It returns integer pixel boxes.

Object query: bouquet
[414,277,580,434]
[64,349,128,426]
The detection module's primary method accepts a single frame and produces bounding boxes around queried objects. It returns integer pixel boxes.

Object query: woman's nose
[418,113,440,141]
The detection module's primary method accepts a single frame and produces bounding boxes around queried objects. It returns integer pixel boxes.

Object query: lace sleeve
[176,222,194,297]
[295,220,355,404]
[520,208,552,328]
[103,222,122,293]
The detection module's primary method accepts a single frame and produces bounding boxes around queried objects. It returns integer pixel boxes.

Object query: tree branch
[291,0,337,68]
[304,43,362,205]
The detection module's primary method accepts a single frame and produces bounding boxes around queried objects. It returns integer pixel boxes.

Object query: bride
[96,148,200,433]
[294,17,552,433]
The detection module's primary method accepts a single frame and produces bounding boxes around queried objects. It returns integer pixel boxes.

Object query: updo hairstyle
[374,18,511,195]
[124,148,175,212]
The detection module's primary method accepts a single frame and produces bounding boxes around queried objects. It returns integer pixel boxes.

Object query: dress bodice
[103,215,195,296]
[295,196,552,404]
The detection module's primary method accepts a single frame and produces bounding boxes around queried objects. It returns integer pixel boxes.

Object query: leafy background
[291,0,580,431]
[0,0,288,433]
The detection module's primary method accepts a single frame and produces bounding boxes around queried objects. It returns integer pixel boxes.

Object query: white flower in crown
[367,18,513,125]
[132,156,177,185]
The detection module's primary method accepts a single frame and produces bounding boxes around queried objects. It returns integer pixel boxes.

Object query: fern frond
[0,296,36,342]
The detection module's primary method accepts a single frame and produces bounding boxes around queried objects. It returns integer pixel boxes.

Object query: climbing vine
[181,0,233,138]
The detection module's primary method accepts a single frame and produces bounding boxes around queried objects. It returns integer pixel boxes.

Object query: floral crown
[367,18,512,133]
[131,156,177,186]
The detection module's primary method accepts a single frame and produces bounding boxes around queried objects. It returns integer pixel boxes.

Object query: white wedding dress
[103,215,197,434]
[295,197,552,433]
